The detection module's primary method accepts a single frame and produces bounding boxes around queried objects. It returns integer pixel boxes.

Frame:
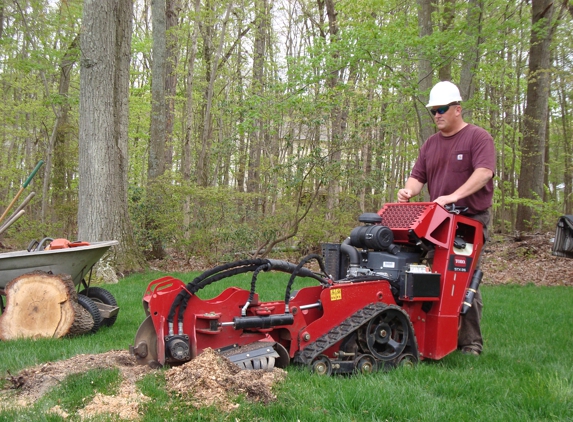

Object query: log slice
[0,271,94,340]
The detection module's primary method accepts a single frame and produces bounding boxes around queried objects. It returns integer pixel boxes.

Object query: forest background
[0,0,572,272]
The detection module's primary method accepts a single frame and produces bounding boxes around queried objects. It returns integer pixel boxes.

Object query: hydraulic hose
[186,258,270,292]
[267,259,329,284]
[244,263,272,315]
[176,264,263,323]
[283,254,329,313]
[168,259,270,323]
[170,257,330,325]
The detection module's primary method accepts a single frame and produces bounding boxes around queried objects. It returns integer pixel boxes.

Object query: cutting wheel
[130,316,161,368]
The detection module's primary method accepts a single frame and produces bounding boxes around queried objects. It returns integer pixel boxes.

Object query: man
[397,81,496,356]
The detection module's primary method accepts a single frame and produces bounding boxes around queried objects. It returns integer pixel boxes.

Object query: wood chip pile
[165,348,287,412]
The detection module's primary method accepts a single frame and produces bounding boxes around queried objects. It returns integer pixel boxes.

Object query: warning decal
[330,288,342,301]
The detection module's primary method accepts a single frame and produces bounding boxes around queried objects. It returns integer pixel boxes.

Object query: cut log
[0,271,95,340]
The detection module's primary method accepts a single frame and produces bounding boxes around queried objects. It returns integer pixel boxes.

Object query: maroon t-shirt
[410,124,496,214]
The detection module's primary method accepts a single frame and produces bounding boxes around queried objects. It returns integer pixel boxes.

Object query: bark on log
[0,271,94,340]
[68,300,96,336]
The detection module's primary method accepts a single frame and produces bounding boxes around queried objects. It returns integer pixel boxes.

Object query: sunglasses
[430,103,459,116]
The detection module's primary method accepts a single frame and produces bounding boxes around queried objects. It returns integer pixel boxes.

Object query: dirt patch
[1,348,286,420]
[1,350,154,420]
[3,350,149,404]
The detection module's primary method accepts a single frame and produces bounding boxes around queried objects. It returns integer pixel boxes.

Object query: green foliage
[504,194,563,232]
[1,0,573,259]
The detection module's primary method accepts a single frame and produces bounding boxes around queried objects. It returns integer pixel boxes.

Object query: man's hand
[398,178,424,203]
[397,188,413,203]
[433,194,458,208]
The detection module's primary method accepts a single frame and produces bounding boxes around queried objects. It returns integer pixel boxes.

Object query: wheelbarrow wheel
[77,294,102,333]
[78,287,118,327]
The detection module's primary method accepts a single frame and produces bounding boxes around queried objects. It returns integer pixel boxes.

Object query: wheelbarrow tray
[0,240,118,291]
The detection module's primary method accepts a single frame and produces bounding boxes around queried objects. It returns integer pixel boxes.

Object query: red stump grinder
[131,202,485,374]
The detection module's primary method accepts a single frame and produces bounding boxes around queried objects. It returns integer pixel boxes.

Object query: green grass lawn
[0,271,572,421]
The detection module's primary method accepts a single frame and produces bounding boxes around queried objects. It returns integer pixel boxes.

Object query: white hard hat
[426,81,463,107]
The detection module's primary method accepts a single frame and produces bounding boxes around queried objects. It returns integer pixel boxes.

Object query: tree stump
[0,271,95,340]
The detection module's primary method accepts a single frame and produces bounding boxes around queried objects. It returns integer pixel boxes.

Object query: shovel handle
[0,160,44,225]
[23,160,44,188]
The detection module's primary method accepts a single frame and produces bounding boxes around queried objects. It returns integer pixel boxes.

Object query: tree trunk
[438,0,455,81]
[246,0,270,211]
[321,0,347,219]
[557,57,572,214]
[164,0,180,169]
[146,0,168,259]
[0,2,4,40]
[516,0,559,231]
[182,0,201,234]
[235,20,246,196]
[416,0,435,144]
[149,0,167,180]
[42,34,79,227]
[78,0,144,272]
[459,0,483,117]
[0,272,93,340]
[197,1,232,187]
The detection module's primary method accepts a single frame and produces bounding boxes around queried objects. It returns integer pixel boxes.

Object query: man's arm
[433,168,493,207]
[397,177,424,202]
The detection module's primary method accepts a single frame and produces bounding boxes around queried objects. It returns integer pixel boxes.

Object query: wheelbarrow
[0,239,119,339]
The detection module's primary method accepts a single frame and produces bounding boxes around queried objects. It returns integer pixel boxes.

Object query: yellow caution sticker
[330,288,342,301]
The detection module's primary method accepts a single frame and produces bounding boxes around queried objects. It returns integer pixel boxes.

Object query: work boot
[461,346,480,356]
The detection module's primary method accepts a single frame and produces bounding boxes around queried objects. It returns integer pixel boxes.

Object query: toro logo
[448,255,473,272]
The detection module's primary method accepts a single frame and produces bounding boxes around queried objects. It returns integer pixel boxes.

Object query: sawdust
[1,348,286,419]
[76,379,151,421]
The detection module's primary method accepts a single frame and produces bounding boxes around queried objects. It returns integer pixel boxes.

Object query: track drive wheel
[77,294,102,334]
[396,353,418,368]
[79,287,118,327]
[310,355,332,376]
[364,308,409,361]
[354,354,377,374]
[130,316,161,368]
